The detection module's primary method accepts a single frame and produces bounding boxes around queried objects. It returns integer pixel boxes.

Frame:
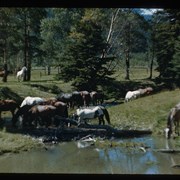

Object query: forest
[0,8,179,91]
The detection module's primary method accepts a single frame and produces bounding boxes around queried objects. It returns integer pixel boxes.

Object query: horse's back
[20,96,45,107]
[0,99,19,111]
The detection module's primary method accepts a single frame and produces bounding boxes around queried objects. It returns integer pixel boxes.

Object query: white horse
[124,90,141,102]
[20,96,45,107]
[73,106,110,125]
[16,66,27,82]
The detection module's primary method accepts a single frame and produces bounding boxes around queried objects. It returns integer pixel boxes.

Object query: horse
[20,96,45,107]
[165,103,180,139]
[12,104,33,127]
[27,104,58,128]
[12,101,69,128]
[72,91,84,108]
[124,90,141,102]
[80,91,91,107]
[43,99,69,119]
[90,91,104,105]
[56,92,74,108]
[0,99,20,124]
[0,70,5,77]
[16,66,27,82]
[73,105,110,125]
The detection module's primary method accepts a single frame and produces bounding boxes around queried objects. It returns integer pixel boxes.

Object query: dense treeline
[0,8,179,90]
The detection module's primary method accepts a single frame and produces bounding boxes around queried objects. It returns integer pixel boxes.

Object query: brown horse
[90,91,104,105]
[43,98,68,118]
[27,104,57,128]
[0,99,20,124]
[80,91,91,107]
[13,100,69,128]
[165,102,180,139]
[0,70,5,77]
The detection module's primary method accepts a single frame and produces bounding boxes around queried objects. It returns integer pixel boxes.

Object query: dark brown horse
[27,104,57,127]
[90,91,104,105]
[12,105,33,127]
[13,100,69,128]
[0,70,5,77]
[42,98,68,118]
[0,99,20,124]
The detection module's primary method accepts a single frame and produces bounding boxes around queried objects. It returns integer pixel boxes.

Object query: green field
[0,67,179,154]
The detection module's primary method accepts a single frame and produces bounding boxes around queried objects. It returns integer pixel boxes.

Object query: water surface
[0,136,179,174]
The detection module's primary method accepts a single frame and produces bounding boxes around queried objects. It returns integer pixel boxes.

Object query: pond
[0,135,179,174]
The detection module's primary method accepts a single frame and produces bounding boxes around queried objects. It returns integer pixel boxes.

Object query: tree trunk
[2,63,8,83]
[125,22,131,80]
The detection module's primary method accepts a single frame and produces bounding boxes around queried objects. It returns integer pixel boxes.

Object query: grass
[0,128,44,155]
[108,88,180,136]
[0,67,179,154]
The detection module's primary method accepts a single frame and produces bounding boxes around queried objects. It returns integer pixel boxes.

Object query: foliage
[153,9,180,81]
[57,9,114,91]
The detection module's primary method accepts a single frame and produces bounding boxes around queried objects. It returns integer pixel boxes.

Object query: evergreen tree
[154,9,180,79]
[172,35,180,80]
[58,10,113,91]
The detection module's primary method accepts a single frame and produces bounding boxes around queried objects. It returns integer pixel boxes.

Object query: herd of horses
[0,66,179,139]
[0,90,109,129]
[0,93,179,139]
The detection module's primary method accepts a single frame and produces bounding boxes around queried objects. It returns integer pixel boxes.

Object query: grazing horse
[28,105,58,127]
[80,91,91,107]
[72,91,84,108]
[16,66,27,82]
[12,105,33,127]
[12,101,69,128]
[20,96,45,107]
[90,91,104,105]
[124,90,141,102]
[43,99,69,118]
[56,92,74,108]
[0,99,20,124]
[73,105,110,125]
[165,103,180,139]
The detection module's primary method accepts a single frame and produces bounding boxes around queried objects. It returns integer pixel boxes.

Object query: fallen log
[14,122,152,142]
[171,164,180,168]
[155,149,180,153]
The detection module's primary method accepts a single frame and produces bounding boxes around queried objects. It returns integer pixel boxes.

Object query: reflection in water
[0,136,179,174]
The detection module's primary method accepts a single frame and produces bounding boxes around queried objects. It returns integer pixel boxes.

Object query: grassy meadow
[0,67,180,154]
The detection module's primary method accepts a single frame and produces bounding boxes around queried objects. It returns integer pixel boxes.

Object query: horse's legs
[98,117,101,125]
[98,116,105,125]
[175,121,180,136]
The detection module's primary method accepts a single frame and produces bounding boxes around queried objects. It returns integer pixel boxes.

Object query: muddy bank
[7,123,152,143]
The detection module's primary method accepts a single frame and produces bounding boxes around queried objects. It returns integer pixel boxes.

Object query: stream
[0,135,179,174]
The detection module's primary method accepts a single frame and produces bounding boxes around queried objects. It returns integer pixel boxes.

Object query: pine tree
[58,11,113,91]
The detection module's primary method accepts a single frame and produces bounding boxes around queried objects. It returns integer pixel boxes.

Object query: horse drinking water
[16,66,27,82]
[73,105,110,125]
[165,102,180,139]
[0,99,20,125]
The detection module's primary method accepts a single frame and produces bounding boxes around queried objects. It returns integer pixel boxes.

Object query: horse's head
[22,66,27,72]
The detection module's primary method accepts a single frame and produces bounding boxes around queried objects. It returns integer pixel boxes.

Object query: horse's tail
[64,106,69,118]
[99,106,110,125]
